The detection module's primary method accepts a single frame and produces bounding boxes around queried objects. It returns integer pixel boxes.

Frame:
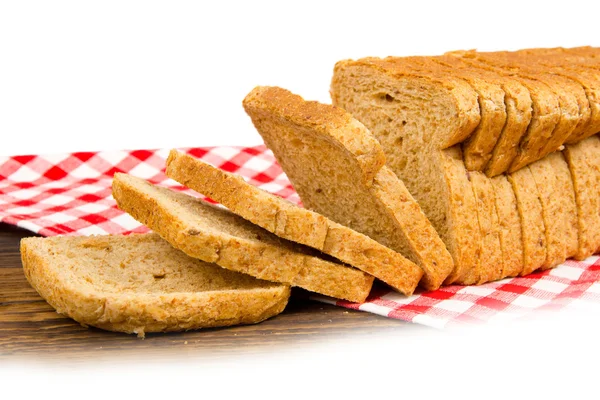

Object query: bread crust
[112,174,375,301]
[21,234,290,336]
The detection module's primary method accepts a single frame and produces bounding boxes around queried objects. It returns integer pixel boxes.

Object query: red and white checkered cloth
[2,146,599,328]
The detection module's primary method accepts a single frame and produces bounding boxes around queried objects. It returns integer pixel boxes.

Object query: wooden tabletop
[0,223,417,360]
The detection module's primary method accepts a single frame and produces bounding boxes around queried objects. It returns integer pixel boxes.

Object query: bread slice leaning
[243,86,454,291]
[112,173,375,301]
[165,150,421,292]
[21,233,290,337]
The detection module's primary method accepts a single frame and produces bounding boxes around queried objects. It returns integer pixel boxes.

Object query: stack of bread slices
[331,46,600,285]
[22,46,599,335]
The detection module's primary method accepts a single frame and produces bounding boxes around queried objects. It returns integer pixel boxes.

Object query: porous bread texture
[362,56,507,172]
[330,62,483,284]
[165,150,422,290]
[112,174,374,301]
[563,136,600,260]
[21,233,290,337]
[243,86,456,292]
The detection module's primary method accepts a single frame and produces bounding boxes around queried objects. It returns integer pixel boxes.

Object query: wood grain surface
[0,223,416,360]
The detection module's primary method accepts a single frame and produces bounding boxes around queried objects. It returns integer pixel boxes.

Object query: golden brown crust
[21,234,290,336]
[112,173,375,301]
[166,150,425,291]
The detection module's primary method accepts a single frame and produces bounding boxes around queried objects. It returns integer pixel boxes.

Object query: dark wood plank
[0,223,414,359]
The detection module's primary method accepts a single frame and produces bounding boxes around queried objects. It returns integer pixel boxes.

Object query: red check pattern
[2,146,599,328]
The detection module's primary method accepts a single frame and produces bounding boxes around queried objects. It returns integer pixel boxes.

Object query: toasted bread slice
[165,150,425,291]
[112,174,375,301]
[21,233,290,337]
[243,86,454,292]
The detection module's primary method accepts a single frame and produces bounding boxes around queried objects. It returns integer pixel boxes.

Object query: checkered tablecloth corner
[1,145,599,327]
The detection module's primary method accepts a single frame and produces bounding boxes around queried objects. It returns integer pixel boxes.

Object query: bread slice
[508,167,546,275]
[432,55,533,177]
[547,151,579,258]
[463,170,503,284]
[242,86,454,291]
[112,174,375,301]
[528,159,567,270]
[490,174,523,278]
[21,233,290,337]
[165,150,424,291]
[563,136,600,260]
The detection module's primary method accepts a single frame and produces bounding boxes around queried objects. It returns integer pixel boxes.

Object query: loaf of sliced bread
[21,233,290,336]
[242,86,454,291]
[165,150,422,292]
[112,173,375,301]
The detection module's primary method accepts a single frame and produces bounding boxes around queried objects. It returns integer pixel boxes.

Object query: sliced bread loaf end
[21,233,290,336]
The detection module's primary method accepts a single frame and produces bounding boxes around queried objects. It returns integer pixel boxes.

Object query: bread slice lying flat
[112,173,374,301]
[242,86,454,291]
[165,149,421,294]
[21,233,290,337]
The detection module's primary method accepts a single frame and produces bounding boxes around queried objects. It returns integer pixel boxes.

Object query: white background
[2,1,600,398]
